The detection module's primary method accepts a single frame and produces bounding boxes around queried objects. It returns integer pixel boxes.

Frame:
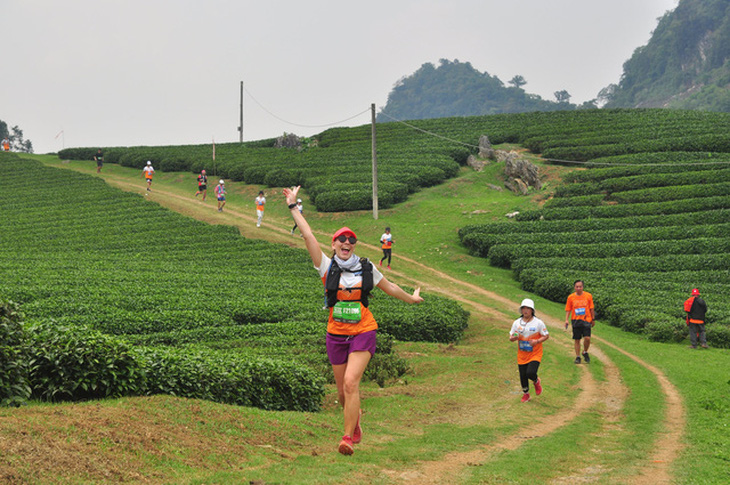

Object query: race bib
[518,340,534,352]
[575,307,586,316]
[332,301,362,324]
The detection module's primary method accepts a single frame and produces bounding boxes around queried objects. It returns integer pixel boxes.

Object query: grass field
[0,150,728,484]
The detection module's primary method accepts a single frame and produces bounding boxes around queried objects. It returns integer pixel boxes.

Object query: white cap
[147,161,151,165]
[219,179,225,184]
[519,298,535,311]
[297,199,302,203]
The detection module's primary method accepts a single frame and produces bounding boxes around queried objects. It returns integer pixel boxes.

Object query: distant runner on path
[283,185,423,457]
[255,190,266,227]
[195,169,208,200]
[1,138,9,152]
[565,280,595,364]
[215,180,226,212]
[94,149,104,173]
[142,161,155,192]
[509,298,549,403]
[379,227,393,269]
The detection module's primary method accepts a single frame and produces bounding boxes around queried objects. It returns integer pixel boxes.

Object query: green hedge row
[488,237,730,268]
[516,195,730,221]
[463,222,730,258]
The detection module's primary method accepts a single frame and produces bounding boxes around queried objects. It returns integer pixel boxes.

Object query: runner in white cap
[509,298,549,403]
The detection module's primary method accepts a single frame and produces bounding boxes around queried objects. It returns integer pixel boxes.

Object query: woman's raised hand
[283,186,301,205]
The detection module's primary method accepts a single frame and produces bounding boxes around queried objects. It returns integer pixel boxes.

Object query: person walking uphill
[509,299,549,403]
[565,280,595,364]
[685,288,708,349]
[283,185,423,456]
[379,227,393,269]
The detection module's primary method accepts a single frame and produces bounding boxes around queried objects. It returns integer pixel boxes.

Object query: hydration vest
[325,258,374,308]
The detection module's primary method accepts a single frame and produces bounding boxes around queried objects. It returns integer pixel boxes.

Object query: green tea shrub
[0,300,31,407]
[27,320,145,402]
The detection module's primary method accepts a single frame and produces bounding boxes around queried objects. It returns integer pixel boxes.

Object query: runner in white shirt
[508,298,549,403]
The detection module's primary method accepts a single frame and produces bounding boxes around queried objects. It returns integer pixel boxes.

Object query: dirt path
[74,169,684,483]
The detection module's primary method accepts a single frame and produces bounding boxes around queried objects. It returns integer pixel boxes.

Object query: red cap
[332,226,357,242]
[691,288,700,296]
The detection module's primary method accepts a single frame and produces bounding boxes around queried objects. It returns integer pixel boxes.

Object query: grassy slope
[1,152,727,483]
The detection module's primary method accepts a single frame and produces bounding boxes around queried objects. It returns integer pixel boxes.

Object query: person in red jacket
[684,288,708,349]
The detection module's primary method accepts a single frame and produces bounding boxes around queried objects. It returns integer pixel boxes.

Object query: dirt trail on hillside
[90,173,684,483]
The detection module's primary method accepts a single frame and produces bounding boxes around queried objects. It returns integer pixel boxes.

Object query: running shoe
[521,392,531,403]
[534,378,542,396]
[582,351,590,364]
[338,435,354,455]
[353,411,362,444]
[701,344,709,349]
[387,265,391,270]
[574,356,581,364]
[379,260,382,267]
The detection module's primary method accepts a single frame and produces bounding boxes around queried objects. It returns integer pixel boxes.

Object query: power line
[243,87,370,129]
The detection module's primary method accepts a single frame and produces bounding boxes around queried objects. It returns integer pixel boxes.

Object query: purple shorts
[326,330,377,365]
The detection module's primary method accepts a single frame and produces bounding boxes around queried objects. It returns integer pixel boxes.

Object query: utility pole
[238,81,244,142]
[371,103,378,220]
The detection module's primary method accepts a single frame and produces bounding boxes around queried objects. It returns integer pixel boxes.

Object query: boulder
[478,135,495,159]
[274,133,303,151]
[504,157,542,194]
[467,154,488,172]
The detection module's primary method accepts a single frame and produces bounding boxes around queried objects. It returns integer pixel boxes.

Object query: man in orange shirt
[564,280,595,364]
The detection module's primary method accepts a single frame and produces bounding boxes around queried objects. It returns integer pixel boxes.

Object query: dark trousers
[688,322,706,346]
[518,361,540,393]
[380,248,392,265]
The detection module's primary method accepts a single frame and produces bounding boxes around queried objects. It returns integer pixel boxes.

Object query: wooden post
[238,81,244,142]
[371,103,378,220]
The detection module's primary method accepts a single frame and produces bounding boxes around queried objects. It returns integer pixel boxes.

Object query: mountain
[377,59,578,122]
[604,0,730,111]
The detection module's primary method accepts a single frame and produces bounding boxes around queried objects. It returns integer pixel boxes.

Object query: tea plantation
[0,153,468,409]
[59,109,730,212]
[458,111,730,347]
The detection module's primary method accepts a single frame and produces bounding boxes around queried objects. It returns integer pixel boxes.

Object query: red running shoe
[521,392,531,403]
[353,410,362,444]
[534,378,542,396]
[338,435,354,455]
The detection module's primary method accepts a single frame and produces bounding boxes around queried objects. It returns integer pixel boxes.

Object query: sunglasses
[335,235,357,244]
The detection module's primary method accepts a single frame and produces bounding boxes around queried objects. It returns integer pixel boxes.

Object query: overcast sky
[2,0,679,154]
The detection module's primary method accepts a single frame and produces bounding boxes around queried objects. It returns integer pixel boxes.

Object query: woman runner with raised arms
[283,185,423,455]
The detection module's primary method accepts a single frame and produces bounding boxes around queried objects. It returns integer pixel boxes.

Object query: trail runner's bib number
[518,340,534,352]
[332,301,362,324]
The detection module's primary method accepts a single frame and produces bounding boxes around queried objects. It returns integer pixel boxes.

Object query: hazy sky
[2,0,678,154]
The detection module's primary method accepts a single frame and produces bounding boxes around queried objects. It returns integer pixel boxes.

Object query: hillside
[4,109,730,481]
[604,0,730,111]
[377,59,577,122]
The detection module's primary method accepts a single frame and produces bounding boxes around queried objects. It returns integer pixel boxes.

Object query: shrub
[643,317,687,343]
[0,300,31,407]
[27,320,146,402]
[136,347,325,412]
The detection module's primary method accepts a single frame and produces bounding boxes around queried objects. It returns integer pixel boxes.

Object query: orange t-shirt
[510,317,549,365]
[317,253,383,336]
[565,292,594,322]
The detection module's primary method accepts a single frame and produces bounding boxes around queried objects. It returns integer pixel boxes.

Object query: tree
[508,75,527,89]
[554,90,572,103]
[596,84,617,107]
[0,120,33,153]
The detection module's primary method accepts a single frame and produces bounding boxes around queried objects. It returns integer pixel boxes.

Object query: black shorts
[199,185,207,190]
[96,160,103,166]
[572,320,592,339]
